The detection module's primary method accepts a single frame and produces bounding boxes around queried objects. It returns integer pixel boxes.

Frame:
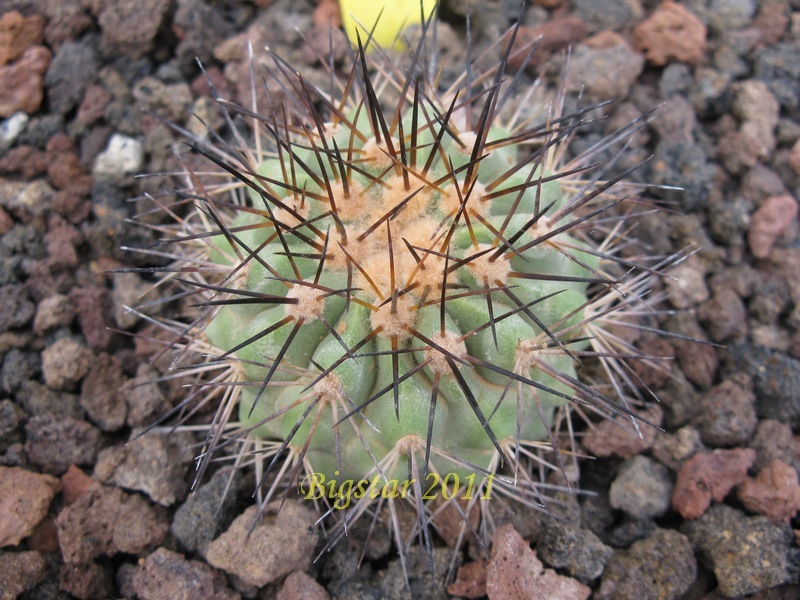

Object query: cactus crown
[143,12,668,582]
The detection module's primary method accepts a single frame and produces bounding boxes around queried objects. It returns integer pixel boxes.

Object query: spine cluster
[144,19,668,576]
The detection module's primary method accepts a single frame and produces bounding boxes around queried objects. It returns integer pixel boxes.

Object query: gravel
[596,528,696,600]
[609,455,674,520]
[682,504,800,597]
[2,0,800,596]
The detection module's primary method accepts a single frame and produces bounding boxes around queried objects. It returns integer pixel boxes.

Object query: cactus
[141,12,670,582]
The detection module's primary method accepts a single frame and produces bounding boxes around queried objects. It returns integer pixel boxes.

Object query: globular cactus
[142,11,668,580]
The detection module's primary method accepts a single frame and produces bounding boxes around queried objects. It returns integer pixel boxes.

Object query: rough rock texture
[32,293,76,335]
[24,414,100,475]
[683,504,799,597]
[56,483,168,564]
[277,571,330,600]
[0,11,45,66]
[748,194,798,259]
[93,430,195,506]
[750,419,800,472]
[0,467,60,547]
[3,0,800,597]
[206,502,319,588]
[171,468,243,555]
[724,342,800,426]
[90,0,172,59]
[609,455,674,520]
[566,31,644,99]
[0,45,50,117]
[122,364,170,427]
[694,374,757,446]
[582,405,663,458]
[0,550,47,598]
[596,529,696,600]
[41,337,92,390]
[486,524,590,600]
[536,523,613,584]
[0,284,35,333]
[59,561,115,600]
[633,1,706,65]
[738,460,800,524]
[672,448,756,519]
[79,353,127,431]
[447,560,488,599]
[44,40,99,115]
[652,426,706,472]
[131,547,239,600]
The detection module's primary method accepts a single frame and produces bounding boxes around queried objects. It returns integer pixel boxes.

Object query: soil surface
[2,0,800,598]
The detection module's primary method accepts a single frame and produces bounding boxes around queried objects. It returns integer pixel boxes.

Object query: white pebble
[93,133,145,181]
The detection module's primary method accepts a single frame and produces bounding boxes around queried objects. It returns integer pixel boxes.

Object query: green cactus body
[200,103,600,494]
[153,16,665,574]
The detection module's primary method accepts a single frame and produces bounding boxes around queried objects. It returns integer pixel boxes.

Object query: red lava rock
[447,560,488,599]
[748,194,799,259]
[633,1,706,66]
[738,460,800,524]
[278,570,330,600]
[76,84,112,127]
[45,215,82,269]
[0,11,45,66]
[486,524,590,600]
[754,1,789,46]
[0,466,60,547]
[312,0,342,29]
[190,66,232,99]
[0,550,47,597]
[27,515,60,554]
[582,405,663,459]
[506,16,586,70]
[59,561,114,600]
[672,448,756,519]
[430,496,480,549]
[56,483,169,564]
[0,206,12,234]
[206,503,319,588]
[42,1,93,48]
[0,145,48,179]
[46,137,92,195]
[52,189,92,225]
[131,547,239,600]
[0,45,51,117]
[24,414,101,475]
[68,286,114,350]
[60,465,94,506]
[789,138,800,175]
